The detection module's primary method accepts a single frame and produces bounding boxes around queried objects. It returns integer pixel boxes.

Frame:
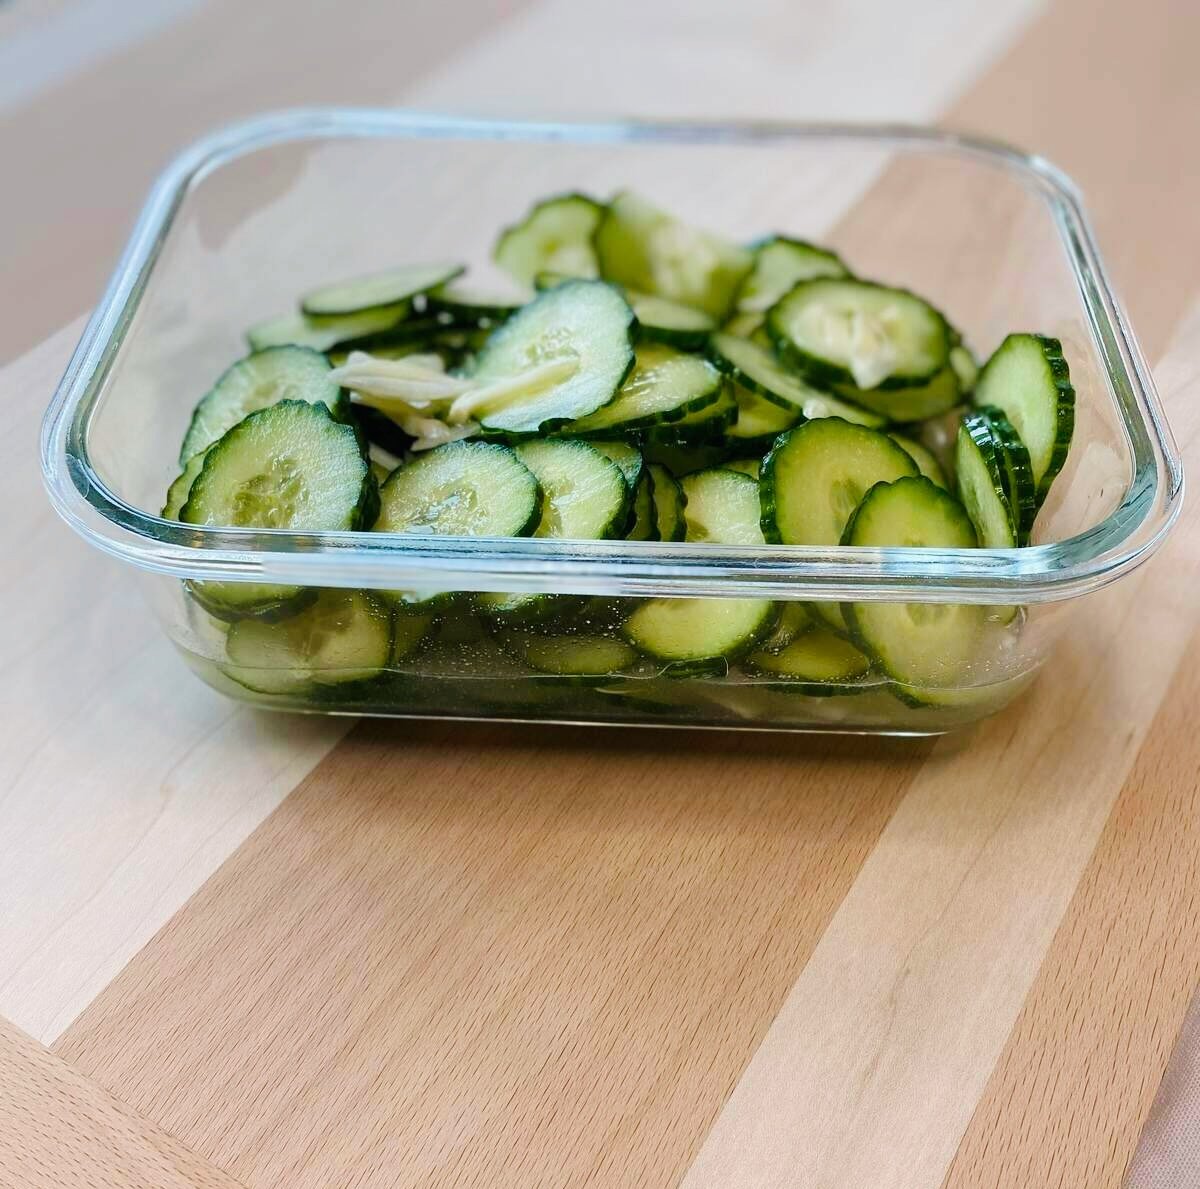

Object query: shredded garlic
[446,356,579,423]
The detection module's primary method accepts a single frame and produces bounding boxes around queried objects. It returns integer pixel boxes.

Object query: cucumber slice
[181,402,375,617]
[761,418,918,546]
[629,292,716,348]
[639,441,737,477]
[723,457,761,480]
[639,383,736,446]
[756,601,810,652]
[888,432,948,489]
[375,440,541,537]
[426,282,531,324]
[494,193,603,285]
[515,439,629,540]
[247,306,412,354]
[745,625,871,692]
[681,468,765,545]
[301,262,464,317]
[648,463,686,542]
[734,236,850,315]
[223,589,393,695]
[972,333,1075,504]
[179,345,344,464]
[767,278,951,392]
[727,381,800,443]
[589,440,643,492]
[538,271,718,349]
[977,405,1037,544]
[624,596,776,675]
[707,332,887,428]
[722,310,765,338]
[477,440,628,623]
[956,412,1017,548]
[842,476,984,687]
[563,344,722,436]
[350,404,412,458]
[625,471,659,541]
[950,344,980,394]
[498,630,637,677]
[162,448,210,519]
[470,279,635,434]
[594,191,753,320]
[833,362,961,422]
[182,400,373,532]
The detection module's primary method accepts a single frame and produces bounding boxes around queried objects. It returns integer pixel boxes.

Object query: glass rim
[40,107,1184,604]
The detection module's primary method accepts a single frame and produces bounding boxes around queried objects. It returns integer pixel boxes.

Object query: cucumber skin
[765,280,953,393]
[976,405,1037,544]
[956,412,1017,549]
[757,418,918,546]
[184,580,317,625]
[975,333,1075,506]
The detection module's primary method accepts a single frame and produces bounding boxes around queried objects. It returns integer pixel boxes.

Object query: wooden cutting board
[3,0,1200,1186]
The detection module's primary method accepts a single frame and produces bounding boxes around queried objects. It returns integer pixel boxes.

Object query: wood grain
[940,312,1200,1189]
[0,1016,245,1189]
[57,728,926,1188]
[0,325,352,1042]
[684,302,1200,1189]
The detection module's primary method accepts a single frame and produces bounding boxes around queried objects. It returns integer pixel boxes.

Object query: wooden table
[3,1,1199,1186]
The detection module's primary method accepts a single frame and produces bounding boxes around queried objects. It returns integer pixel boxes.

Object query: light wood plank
[56,728,923,1188]
[682,302,1200,1189]
[0,1016,245,1189]
[0,325,352,1042]
[940,313,1200,1189]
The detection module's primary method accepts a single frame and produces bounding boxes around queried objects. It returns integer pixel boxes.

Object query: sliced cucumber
[247,306,412,354]
[950,344,980,394]
[972,333,1075,504]
[469,279,635,434]
[594,191,753,320]
[162,448,210,520]
[563,344,722,436]
[648,463,686,541]
[834,362,961,422]
[977,405,1037,544]
[956,412,1016,548]
[722,310,766,338]
[589,439,644,492]
[301,262,464,317]
[639,441,736,477]
[351,403,414,458]
[625,470,659,541]
[179,345,344,464]
[681,468,765,546]
[182,400,373,531]
[180,402,376,618]
[515,439,629,540]
[727,381,800,444]
[888,432,948,489]
[755,601,810,652]
[494,193,603,285]
[223,589,393,695]
[375,440,541,536]
[761,418,918,546]
[708,332,887,428]
[842,476,984,687]
[538,272,718,348]
[745,625,871,692]
[498,630,637,677]
[629,292,716,348]
[734,236,850,314]
[723,457,761,480]
[624,597,776,675]
[767,278,951,392]
[426,282,530,324]
[639,382,736,446]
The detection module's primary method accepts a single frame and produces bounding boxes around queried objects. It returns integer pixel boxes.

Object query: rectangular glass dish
[41,110,1183,734]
